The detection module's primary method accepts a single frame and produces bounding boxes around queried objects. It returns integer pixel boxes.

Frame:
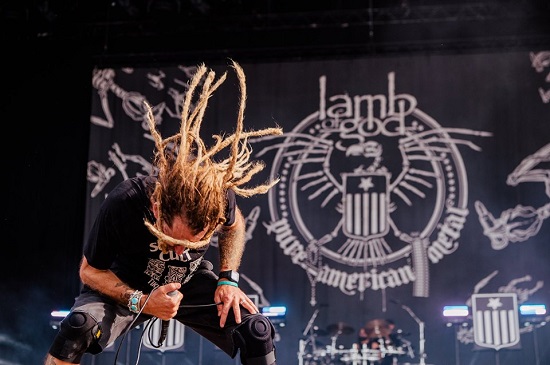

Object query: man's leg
[47,310,102,364]
[46,291,146,364]
[232,313,277,365]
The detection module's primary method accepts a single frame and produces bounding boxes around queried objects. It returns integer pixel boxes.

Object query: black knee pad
[232,314,276,365]
[49,311,102,363]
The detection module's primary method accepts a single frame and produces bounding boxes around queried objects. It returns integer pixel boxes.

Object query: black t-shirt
[83,176,236,293]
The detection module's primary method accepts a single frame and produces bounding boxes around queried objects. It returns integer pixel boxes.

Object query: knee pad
[49,311,102,363]
[232,314,276,365]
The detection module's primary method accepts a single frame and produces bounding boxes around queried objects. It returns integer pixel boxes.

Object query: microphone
[159,291,178,346]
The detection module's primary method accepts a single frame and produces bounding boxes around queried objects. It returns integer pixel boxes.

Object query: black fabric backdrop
[83,51,549,365]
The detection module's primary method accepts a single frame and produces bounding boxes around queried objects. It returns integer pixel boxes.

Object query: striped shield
[142,319,186,352]
[342,172,390,240]
[471,293,520,350]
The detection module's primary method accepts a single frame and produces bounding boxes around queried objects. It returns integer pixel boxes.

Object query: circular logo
[266,86,470,300]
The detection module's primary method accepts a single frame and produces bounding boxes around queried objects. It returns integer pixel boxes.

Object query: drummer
[357,319,401,365]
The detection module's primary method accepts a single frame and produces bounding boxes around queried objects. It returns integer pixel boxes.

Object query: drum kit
[298,319,411,365]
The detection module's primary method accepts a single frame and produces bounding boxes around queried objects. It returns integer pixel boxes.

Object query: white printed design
[456,272,545,345]
[475,143,550,250]
[342,173,390,240]
[471,293,520,350]
[262,72,491,303]
[530,51,550,103]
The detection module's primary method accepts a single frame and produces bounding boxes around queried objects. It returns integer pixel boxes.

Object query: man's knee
[48,311,102,363]
[232,314,276,365]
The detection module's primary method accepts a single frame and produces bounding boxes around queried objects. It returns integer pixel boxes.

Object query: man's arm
[217,207,246,271]
[79,257,182,320]
[214,207,258,326]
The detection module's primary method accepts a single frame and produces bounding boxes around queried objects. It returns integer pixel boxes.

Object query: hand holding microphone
[159,290,179,346]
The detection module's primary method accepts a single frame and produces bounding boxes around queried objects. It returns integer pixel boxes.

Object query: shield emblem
[471,293,520,350]
[342,172,390,240]
[142,319,185,351]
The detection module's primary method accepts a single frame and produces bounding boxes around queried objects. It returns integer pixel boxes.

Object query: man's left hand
[214,284,258,327]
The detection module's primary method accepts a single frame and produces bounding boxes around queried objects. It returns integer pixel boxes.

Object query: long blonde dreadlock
[144,60,282,251]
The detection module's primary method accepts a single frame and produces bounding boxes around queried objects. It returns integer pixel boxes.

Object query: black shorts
[49,262,251,362]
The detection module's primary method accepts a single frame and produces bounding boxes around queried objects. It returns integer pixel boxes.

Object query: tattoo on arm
[218,217,246,269]
[115,282,132,303]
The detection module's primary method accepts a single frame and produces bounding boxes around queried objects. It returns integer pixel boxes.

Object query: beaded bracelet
[128,290,144,314]
[217,280,238,287]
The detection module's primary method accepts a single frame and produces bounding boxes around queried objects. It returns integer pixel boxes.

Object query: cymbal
[327,322,355,335]
[364,319,391,337]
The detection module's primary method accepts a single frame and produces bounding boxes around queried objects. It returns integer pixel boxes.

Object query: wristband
[128,290,144,314]
[218,270,239,283]
[217,280,238,288]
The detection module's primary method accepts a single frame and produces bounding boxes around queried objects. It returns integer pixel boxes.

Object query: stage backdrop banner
[87,51,550,365]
